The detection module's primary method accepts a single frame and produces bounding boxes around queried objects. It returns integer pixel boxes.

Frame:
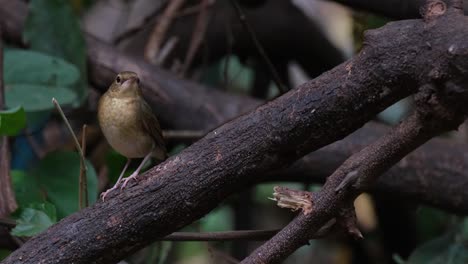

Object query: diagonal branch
[244,85,468,263]
[2,6,468,263]
[265,122,468,214]
[2,0,467,216]
[242,3,468,262]
[1,1,468,263]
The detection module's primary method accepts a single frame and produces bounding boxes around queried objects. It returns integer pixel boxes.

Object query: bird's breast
[98,96,153,158]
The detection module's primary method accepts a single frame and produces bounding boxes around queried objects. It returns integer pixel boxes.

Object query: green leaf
[11,170,45,208]
[24,0,87,102]
[0,106,26,136]
[31,151,98,219]
[11,203,56,237]
[4,49,79,112]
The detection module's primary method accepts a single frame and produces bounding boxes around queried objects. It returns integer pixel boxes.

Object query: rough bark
[244,97,467,263]
[269,122,468,215]
[242,3,468,263]
[1,0,466,217]
[2,2,468,263]
[330,0,467,19]
[1,1,468,263]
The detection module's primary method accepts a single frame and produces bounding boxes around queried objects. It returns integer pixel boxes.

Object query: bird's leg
[121,152,152,189]
[100,158,131,201]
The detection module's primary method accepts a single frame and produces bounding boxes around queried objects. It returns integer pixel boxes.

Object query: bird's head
[108,71,142,98]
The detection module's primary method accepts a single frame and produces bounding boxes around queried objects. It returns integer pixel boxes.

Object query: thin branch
[2,1,468,262]
[180,0,210,76]
[0,27,17,217]
[229,0,288,94]
[51,98,88,176]
[176,0,215,18]
[155,36,178,66]
[159,229,279,241]
[0,217,16,228]
[144,0,186,63]
[243,86,468,263]
[79,124,88,209]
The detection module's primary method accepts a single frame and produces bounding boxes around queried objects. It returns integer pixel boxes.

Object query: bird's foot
[100,185,120,201]
[121,172,139,189]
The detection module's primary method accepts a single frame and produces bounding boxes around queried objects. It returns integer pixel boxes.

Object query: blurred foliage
[23,0,88,103]
[11,203,57,237]
[0,250,11,261]
[70,0,94,13]
[9,151,98,237]
[4,49,79,113]
[11,170,45,207]
[0,106,26,136]
[407,219,468,264]
[105,150,128,184]
[30,151,98,219]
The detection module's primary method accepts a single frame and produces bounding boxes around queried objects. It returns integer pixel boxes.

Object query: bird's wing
[139,100,167,160]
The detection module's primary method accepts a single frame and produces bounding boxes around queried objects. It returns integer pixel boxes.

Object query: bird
[97,71,167,200]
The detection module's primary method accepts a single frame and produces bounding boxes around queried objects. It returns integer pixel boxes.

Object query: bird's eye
[116,76,121,83]
[136,78,140,84]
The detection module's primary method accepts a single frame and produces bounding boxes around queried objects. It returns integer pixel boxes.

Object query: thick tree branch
[242,4,468,263]
[244,94,467,263]
[268,122,468,214]
[1,0,466,216]
[2,4,468,263]
[1,1,468,263]
[329,0,467,19]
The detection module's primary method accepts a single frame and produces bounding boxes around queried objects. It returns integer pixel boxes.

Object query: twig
[52,98,86,168]
[243,86,468,263]
[159,229,279,241]
[0,218,278,242]
[175,0,215,18]
[0,28,18,217]
[0,217,16,228]
[79,124,88,209]
[180,0,210,76]
[229,0,287,94]
[155,36,178,66]
[52,98,88,210]
[144,0,186,63]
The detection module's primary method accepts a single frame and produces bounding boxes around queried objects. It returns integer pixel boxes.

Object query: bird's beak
[121,77,138,90]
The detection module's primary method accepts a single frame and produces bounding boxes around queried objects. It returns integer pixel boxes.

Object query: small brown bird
[98,71,167,200]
